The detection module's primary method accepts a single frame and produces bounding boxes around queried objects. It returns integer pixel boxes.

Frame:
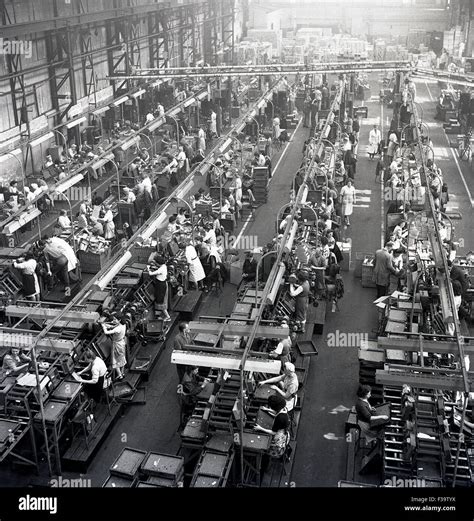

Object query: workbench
[234,430,271,487]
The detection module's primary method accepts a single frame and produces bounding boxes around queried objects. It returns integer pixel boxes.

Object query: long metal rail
[108,60,411,80]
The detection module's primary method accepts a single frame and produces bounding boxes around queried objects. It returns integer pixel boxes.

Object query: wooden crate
[361,258,376,288]
[140,452,184,482]
[77,249,110,274]
[109,447,147,479]
[133,245,156,263]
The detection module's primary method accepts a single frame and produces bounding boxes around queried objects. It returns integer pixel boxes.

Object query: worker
[254,393,290,460]
[197,127,206,151]
[183,238,206,290]
[367,125,381,160]
[39,236,78,293]
[309,247,327,300]
[303,93,311,128]
[73,349,107,403]
[241,251,257,285]
[448,260,470,299]
[258,362,299,412]
[148,255,171,322]
[101,315,127,381]
[181,366,209,405]
[145,111,155,123]
[56,209,71,231]
[209,109,217,138]
[173,322,191,381]
[355,384,389,442]
[161,215,181,254]
[175,207,189,226]
[375,152,386,183]
[386,133,399,164]
[340,179,356,226]
[373,241,398,298]
[2,346,31,376]
[289,271,310,334]
[13,251,40,302]
[98,203,115,241]
[121,186,136,204]
[268,324,293,366]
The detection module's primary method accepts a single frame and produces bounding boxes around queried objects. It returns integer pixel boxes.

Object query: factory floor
[2,74,474,488]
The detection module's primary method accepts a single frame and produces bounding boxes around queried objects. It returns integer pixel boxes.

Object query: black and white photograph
[0,0,474,519]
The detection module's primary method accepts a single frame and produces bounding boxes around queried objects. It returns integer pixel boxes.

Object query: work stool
[288,399,298,440]
[98,370,116,415]
[177,385,194,431]
[241,202,257,222]
[268,433,292,476]
[207,269,224,296]
[69,400,95,449]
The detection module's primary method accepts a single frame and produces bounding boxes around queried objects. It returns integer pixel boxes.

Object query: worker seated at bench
[72,349,107,406]
[267,318,293,366]
[258,362,299,412]
[180,366,211,407]
[254,394,291,475]
[355,384,389,443]
[240,250,257,286]
[1,347,31,376]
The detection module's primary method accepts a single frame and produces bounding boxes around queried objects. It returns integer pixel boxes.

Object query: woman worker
[356,384,389,442]
[340,179,356,227]
[2,346,31,376]
[258,362,299,412]
[13,251,40,301]
[99,203,116,241]
[289,271,310,334]
[183,239,206,290]
[254,393,290,462]
[148,255,171,321]
[101,315,127,381]
[73,349,107,404]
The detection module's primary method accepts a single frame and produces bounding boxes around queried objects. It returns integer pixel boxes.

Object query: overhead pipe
[266,263,286,306]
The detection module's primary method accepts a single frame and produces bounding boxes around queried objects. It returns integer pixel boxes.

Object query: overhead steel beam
[109,60,411,80]
[171,350,281,374]
[189,321,291,339]
[0,3,179,39]
[378,336,474,355]
[0,331,77,354]
[376,368,473,392]
[6,305,99,323]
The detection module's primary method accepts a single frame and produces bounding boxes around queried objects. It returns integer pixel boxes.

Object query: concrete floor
[2,74,473,488]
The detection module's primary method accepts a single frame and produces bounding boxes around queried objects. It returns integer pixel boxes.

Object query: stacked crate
[361,255,376,288]
[358,339,384,404]
[77,249,110,274]
[103,447,147,487]
[251,166,268,204]
[138,452,185,487]
[190,450,234,488]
